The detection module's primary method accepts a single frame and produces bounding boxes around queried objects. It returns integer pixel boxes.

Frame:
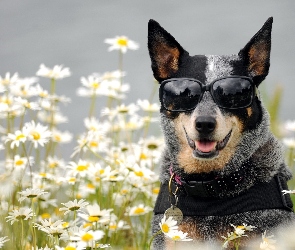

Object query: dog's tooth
[188,138,195,149]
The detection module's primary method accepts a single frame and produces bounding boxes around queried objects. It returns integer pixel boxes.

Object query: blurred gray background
[1,0,294,156]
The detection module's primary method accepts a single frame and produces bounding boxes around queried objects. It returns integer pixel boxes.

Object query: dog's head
[148,18,273,174]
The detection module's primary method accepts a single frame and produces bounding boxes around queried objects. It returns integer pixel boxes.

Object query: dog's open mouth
[185,130,232,159]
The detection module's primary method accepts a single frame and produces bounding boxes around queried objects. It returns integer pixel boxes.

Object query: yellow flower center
[237,226,245,229]
[161,223,169,233]
[41,213,51,219]
[16,134,25,141]
[89,141,98,147]
[88,216,100,222]
[109,224,117,230]
[135,171,144,177]
[69,177,76,183]
[54,135,61,142]
[62,222,69,228]
[65,246,76,250]
[83,222,93,228]
[133,207,145,215]
[117,38,128,46]
[76,165,88,171]
[49,162,58,168]
[99,169,105,175]
[139,153,148,160]
[172,235,181,241]
[152,187,160,195]
[91,82,100,89]
[1,79,10,85]
[120,189,128,195]
[81,233,94,241]
[31,131,40,140]
[15,159,24,166]
[87,183,95,189]
[39,172,47,177]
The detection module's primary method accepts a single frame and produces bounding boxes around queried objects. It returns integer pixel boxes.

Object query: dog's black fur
[148,17,295,249]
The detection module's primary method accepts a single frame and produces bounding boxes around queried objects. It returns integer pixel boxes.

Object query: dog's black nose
[196,116,216,134]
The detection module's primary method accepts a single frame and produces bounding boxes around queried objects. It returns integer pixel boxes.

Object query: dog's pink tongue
[195,141,216,153]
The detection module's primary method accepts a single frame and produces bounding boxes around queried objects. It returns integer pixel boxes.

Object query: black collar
[154,174,293,216]
[169,164,248,198]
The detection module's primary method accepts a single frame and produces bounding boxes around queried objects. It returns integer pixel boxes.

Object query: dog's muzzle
[185,128,232,159]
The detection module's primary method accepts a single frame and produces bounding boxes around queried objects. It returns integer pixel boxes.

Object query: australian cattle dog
[148,17,295,249]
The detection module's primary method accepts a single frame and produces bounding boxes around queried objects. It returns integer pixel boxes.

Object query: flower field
[0,35,294,250]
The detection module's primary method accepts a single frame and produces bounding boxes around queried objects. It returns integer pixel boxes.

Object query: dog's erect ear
[239,17,273,85]
[148,19,188,82]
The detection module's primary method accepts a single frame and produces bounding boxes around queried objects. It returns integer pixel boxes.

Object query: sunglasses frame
[159,76,257,112]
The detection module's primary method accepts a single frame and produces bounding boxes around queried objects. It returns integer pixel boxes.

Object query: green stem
[31,201,37,249]
[89,94,97,117]
[20,219,24,249]
[148,230,162,250]
[50,78,56,94]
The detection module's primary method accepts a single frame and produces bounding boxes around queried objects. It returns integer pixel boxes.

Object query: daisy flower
[67,159,93,178]
[35,84,49,98]
[159,215,178,235]
[128,204,153,216]
[222,231,242,249]
[35,218,66,238]
[51,129,73,144]
[102,70,125,81]
[18,188,48,202]
[101,103,139,120]
[104,36,139,53]
[70,227,104,249]
[45,156,66,170]
[166,230,193,241]
[103,80,130,99]
[137,99,160,112]
[25,121,52,148]
[0,72,19,87]
[0,236,9,248]
[6,155,34,170]
[77,74,106,97]
[5,127,29,149]
[108,220,130,232]
[55,243,79,250]
[78,203,113,224]
[9,76,39,97]
[36,64,71,79]
[59,199,89,215]
[260,231,276,250]
[6,207,34,224]
[221,223,255,248]
[14,96,40,110]
[230,223,256,236]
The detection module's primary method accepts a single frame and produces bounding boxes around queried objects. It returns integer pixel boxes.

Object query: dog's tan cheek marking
[246,107,252,117]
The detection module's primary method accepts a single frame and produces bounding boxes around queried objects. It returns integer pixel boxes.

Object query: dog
[148,17,295,249]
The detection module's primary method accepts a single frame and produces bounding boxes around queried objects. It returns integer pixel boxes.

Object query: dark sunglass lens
[161,79,202,111]
[212,78,253,108]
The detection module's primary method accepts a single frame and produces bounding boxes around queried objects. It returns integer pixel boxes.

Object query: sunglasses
[159,76,257,112]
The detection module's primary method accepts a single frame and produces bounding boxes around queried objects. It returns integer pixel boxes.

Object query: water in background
[1,0,294,157]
